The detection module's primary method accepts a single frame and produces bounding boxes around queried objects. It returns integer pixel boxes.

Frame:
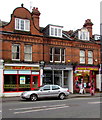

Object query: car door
[50,85,61,97]
[38,85,51,98]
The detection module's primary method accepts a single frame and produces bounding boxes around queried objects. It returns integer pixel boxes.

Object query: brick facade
[0,5,101,95]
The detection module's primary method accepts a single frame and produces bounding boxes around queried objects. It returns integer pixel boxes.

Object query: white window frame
[24,45,32,61]
[12,44,20,61]
[78,29,89,41]
[88,51,93,64]
[49,26,62,38]
[50,48,65,63]
[80,50,85,64]
[15,18,30,31]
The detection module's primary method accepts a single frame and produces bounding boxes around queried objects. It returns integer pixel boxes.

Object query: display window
[4,71,40,92]
[4,75,17,92]
[74,70,91,89]
[18,75,31,91]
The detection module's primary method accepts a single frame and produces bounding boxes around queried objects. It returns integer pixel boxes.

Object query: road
[1,97,101,119]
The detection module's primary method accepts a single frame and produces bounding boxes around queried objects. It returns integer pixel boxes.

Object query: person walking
[90,85,95,96]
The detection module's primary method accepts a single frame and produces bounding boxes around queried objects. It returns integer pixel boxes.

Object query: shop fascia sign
[76,67,99,71]
[5,66,40,70]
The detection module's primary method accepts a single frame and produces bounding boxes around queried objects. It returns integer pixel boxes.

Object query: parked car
[21,85,70,101]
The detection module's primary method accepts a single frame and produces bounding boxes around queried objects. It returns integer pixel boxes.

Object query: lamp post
[39,61,45,86]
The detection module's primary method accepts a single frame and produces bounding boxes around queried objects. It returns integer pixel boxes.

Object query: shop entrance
[31,75,40,90]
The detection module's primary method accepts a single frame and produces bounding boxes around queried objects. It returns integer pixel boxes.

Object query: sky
[0,0,101,34]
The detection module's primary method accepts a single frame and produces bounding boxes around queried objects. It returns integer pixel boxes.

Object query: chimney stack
[83,19,93,38]
[32,7,41,30]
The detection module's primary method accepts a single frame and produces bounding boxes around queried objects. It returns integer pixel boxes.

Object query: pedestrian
[90,85,95,96]
[79,82,83,94]
[83,83,86,94]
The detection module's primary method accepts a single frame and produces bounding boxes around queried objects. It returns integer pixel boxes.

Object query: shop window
[64,71,68,86]
[88,51,93,64]
[18,75,31,91]
[43,70,52,84]
[4,75,17,92]
[80,50,85,64]
[24,45,32,61]
[12,44,20,60]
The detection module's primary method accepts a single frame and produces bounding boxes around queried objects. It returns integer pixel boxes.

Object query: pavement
[1,93,101,102]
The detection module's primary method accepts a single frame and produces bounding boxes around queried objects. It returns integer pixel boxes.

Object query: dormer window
[49,25,63,38]
[15,18,30,31]
[78,28,89,41]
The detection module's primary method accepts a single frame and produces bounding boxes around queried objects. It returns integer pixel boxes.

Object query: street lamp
[39,61,45,86]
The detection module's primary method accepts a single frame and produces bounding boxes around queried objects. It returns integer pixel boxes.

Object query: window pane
[4,75,17,92]
[80,50,85,57]
[18,75,31,91]
[88,51,93,57]
[80,57,85,63]
[55,28,57,36]
[55,48,60,54]
[54,55,60,61]
[25,53,32,61]
[15,18,19,30]
[24,45,32,61]
[50,48,53,61]
[51,28,54,35]
[12,44,20,60]
[25,20,30,31]
[25,45,32,53]
[43,86,50,90]
[58,29,61,36]
[21,20,24,30]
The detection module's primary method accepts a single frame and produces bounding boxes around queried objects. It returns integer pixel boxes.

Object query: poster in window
[20,76,25,84]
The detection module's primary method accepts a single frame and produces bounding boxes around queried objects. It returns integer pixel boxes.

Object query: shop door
[31,75,40,90]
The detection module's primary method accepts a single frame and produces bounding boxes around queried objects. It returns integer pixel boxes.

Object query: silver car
[21,85,70,101]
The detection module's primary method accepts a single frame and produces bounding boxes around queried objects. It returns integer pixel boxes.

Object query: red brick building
[0,5,101,96]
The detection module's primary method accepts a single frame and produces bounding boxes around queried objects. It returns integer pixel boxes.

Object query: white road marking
[9,104,66,111]
[88,101,102,104]
[14,106,69,114]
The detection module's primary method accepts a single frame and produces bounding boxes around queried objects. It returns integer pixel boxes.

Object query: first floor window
[12,44,20,60]
[50,47,65,62]
[80,50,85,64]
[88,51,93,64]
[54,47,60,61]
[24,45,32,61]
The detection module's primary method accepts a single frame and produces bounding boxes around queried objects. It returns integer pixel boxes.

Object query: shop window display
[75,70,90,89]
[4,75,17,91]
[18,75,31,91]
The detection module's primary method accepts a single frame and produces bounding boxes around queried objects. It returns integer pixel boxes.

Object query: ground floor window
[4,75,17,91]
[43,70,69,87]
[74,70,97,91]
[4,72,40,92]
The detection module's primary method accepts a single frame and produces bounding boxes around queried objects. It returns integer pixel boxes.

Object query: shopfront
[74,66,99,93]
[43,64,73,93]
[3,64,40,93]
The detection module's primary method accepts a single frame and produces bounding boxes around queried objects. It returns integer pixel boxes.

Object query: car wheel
[59,93,65,100]
[30,94,37,101]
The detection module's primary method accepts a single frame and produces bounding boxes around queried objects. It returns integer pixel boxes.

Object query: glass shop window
[4,75,17,92]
